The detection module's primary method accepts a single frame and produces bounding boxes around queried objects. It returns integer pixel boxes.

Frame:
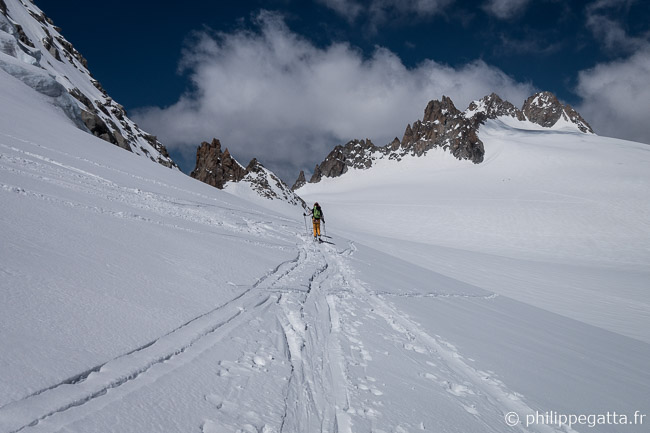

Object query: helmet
[314,202,319,206]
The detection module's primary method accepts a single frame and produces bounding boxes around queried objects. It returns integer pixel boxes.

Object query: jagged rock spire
[190,138,246,189]
[292,170,306,191]
[190,138,305,207]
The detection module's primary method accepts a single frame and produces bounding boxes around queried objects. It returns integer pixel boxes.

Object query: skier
[307,202,324,241]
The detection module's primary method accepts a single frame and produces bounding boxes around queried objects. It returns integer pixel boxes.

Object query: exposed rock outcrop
[522,91,565,128]
[243,159,306,207]
[190,139,247,189]
[292,170,306,191]
[298,91,593,186]
[394,96,484,163]
[312,138,380,181]
[466,92,525,122]
[191,138,305,207]
[0,0,177,169]
[560,104,593,134]
[522,91,594,133]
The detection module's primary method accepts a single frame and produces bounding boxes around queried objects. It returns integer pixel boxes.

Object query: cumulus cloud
[133,11,534,181]
[576,47,650,144]
[575,0,650,144]
[585,0,647,54]
[482,0,531,20]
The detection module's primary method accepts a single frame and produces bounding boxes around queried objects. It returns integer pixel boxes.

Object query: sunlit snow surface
[1,69,649,433]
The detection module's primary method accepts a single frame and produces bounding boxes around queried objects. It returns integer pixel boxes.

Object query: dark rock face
[292,170,306,191]
[394,96,484,163]
[467,92,525,122]
[190,139,305,207]
[522,91,565,127]
[315,139,380,179]
[55,35,88,68]
[522,91,594,133]
[80,110,117,144]
[69,87,94,111]
[563,104,594,133]
[310,164,323,184]
[14,23,34,48]
[190,138,247,189]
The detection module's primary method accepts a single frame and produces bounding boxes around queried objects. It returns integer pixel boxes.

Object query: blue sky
[36,0,650,180]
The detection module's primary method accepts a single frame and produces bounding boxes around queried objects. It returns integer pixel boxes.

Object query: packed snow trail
[0,235,542,433]
[271,240,563,433]
[3,231,648,432]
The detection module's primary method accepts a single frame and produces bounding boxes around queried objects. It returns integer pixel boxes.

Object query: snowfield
[2,64,650,433]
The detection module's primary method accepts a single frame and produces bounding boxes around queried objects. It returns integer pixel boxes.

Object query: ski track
[2,136,566,432]
[0,249,307,433]
[1,235,563,433]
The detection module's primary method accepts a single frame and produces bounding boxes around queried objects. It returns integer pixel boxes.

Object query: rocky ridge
[191,138,305,208]
[0,0,176,168]
[522,91,593,133]
[296,91,593,188]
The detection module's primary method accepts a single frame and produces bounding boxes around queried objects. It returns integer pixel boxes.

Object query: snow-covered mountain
[0,0,177,168]
[1,3,649,432]
[298,91,594,187]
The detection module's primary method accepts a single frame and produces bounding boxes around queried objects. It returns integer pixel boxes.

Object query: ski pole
[303,213,308,236]
[323,220,327,237]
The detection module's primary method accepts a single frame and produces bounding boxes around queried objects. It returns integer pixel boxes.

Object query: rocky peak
[394,95,484,163]
[466,93,525,122]
[191,138,305,208]
[292,170,306,191]
[242,159,306,208]
[295,91,594,188]
[559,104,594,134]
[522,91,593,133]
[423,96,460,123]
[190,138,246,189]
[522,91,565,128]
[309,138,380,183]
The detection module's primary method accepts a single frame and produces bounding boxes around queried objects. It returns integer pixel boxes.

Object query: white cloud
[575,1,650,145]
[576,47,650,145]
[482,0,531,20]
[585,0,647,54]
[133,11,535,181]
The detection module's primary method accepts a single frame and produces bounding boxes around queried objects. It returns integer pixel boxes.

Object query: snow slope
[0,0,176,167]
[1,66,649,432]
[300,119,650,342]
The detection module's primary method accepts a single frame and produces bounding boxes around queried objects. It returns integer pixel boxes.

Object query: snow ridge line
[0,250,305,433]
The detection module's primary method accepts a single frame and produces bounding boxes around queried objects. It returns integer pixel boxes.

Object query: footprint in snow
[444,381,474,397]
